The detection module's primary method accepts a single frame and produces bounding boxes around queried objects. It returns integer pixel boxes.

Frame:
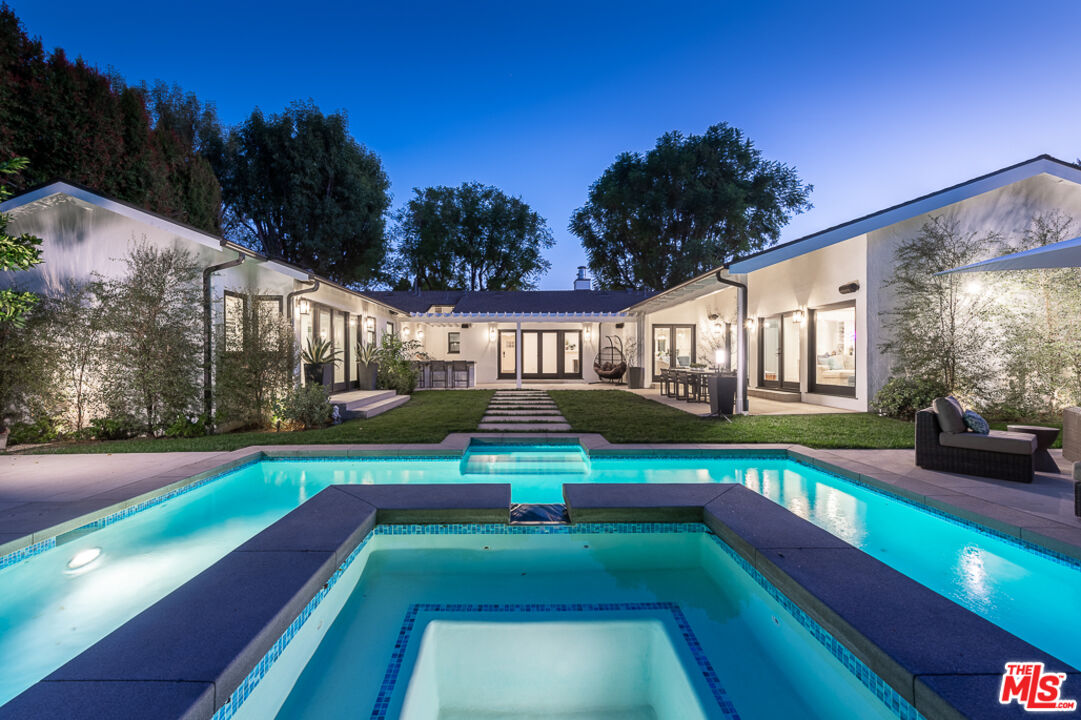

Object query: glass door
[499,331,516,377]
[498,330,582,379]
[760,317,781,387]
[652,325,696,381]
[758,313,800,391]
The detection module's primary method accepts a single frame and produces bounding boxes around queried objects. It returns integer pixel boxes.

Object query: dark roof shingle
[367,289,654,315]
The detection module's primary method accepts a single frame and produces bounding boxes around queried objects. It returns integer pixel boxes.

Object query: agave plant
[301,337,342,367]
[354,340,378,366]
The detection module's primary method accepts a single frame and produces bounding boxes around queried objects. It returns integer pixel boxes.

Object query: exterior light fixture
[298,299,311,315]
[402,326,411,338]
[715,348,726,367]
[744,318,757,331]
[793,309,806,324]
[489,325,497,341]
[67,547,101,570]
[712,322,722,335]
[417,328,425,341]
[349,317,357,326]
[584,326,591,340]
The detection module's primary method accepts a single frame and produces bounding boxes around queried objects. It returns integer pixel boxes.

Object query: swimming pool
[0,446,1078,708]
[235,527,909,720]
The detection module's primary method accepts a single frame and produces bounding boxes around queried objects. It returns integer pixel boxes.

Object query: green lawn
[24,388,1049,454]
[550,390,916,448]
[19,390,493,454]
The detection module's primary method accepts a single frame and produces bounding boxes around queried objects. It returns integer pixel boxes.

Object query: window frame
[806,300,857,398]
[448,331,461,354]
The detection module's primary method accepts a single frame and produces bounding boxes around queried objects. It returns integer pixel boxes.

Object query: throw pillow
[932,397,967,434]
[963,410,990,435]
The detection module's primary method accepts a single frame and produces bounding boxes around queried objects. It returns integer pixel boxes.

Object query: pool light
[67,547,102,570]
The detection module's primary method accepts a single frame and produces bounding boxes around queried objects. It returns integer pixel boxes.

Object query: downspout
[715,271,748,414]
[285,276,321,381]
[203,248,246,424]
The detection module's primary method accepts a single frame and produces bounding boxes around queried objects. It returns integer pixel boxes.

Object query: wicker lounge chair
[915,399,1035,483]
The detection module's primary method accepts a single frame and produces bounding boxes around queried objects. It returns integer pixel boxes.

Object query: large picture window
[809,303,856,396]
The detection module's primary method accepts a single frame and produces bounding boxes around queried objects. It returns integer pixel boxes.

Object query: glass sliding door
[332,311,347,389]
[651,324,696,381]
[758,313,800,391]
[809,302,856,396]
[498,330,582,379]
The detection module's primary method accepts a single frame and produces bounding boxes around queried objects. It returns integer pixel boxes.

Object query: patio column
[515,321,522,389]
[735,287,747,414]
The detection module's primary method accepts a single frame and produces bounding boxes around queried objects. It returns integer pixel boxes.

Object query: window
[386,320,396,338]
[224,292,282,352]
[809,303,856,396]
[224,292,245,352]
[448,331,461,354]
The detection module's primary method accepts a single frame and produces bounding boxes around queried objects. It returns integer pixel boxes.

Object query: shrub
[215,290,296,430]
[275,384,333,430]
[88,415,140,441]
[375,332,421,395]
[871,376,950,420]
[165,413,208,438]
[8,417,59,445]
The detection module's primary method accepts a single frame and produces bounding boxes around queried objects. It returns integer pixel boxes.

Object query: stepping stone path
[478,390,571,432]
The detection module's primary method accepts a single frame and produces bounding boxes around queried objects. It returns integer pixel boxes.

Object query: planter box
[356,362,379,391]
[627,367,645,389]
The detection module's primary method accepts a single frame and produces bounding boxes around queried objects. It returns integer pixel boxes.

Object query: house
[5,155,1081,415]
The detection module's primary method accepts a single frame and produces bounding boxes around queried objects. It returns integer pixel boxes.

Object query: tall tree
[395,182,554,290]
[0,5,221,232]
[879,216,1002,398]
[0,157,42,326]
[216,101,391,286]
[569,123,812,290]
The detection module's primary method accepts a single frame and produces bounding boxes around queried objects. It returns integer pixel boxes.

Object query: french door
[758,313,800,391]
[497,330,582,379]
[300,302,352,392]
[651,324,696,381]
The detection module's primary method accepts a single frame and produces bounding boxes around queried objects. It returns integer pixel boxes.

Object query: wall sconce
[348,316,357,326]
[489,325,497,341]
[416,328,425,341]
[365,317,375,331]
[711,322,722,335]
[402,325,411,338]
[584,326,591,340]
[744,318,757,331]
[715,348,726,367]
[793,309,806,324]
[298,299,311,315]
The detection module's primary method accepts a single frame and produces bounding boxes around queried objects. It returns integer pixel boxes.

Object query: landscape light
[67,547,101,570]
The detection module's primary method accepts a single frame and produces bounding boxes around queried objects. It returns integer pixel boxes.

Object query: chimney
[574,266,592,291]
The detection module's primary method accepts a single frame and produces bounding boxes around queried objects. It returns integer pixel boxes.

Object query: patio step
[484,409,563,416]
[747,387,801,402]
[332,390,409,419]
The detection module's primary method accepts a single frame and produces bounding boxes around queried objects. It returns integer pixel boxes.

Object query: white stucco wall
[866,172,1081,398]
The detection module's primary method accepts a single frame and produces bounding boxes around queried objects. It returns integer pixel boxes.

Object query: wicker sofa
[915,403,1036,483]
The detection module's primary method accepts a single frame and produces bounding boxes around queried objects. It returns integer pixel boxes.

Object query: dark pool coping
[0,484,511,719]
[4,437,1079,569]
[5,481,1075,720]
[564,483,1079,720]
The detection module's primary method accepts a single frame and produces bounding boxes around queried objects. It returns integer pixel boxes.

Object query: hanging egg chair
[593,335,628,383]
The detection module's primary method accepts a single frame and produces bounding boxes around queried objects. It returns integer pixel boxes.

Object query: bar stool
[430,360,448,389]
[451,361,469,388]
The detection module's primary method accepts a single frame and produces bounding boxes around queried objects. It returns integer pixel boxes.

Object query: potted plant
[355,340,379,390]
[301,337,341,387]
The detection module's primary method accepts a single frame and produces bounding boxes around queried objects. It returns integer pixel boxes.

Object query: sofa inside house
[815,352,856,387]
[915,397,1035,483]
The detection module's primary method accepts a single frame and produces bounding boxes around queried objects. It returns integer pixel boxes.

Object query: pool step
[461,451,589,475]
[510,503,569,524]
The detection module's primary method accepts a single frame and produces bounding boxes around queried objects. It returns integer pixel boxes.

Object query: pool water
[255,530,903,720]
[0,450,1078,708]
